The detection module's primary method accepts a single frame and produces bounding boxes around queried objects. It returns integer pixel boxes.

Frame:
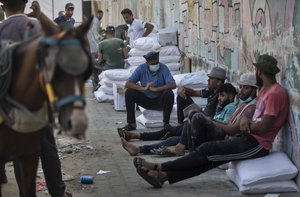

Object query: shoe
[163,123,171,130]
[150,147,179,157]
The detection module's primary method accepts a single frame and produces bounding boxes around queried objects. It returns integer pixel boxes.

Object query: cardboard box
[158,28,178,46]
[113,83,126,111]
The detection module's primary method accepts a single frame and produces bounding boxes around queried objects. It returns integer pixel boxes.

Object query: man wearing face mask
[118,51,176,132]
[159,73,259,156]
[134,55,289,189]
[121,8,154,47]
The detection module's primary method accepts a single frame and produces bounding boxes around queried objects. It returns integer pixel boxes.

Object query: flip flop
[133,157,145,169]
[118,129,130,141]
[117,124,136,132]
[133,157,158,170]
[136,167,162,188]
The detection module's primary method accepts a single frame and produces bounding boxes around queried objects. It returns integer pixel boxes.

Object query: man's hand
[239,117,251,133]
[144,82,155,91]
[149,86,159,92]
[178,86,187,99]
[29,1,41,18]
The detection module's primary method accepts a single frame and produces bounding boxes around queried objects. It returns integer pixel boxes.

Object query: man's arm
[122,46,128,59]
[149,82,176,92]
[178,86,202,99]
[240,115,276,135]
[125,81,147,91]
[29,1,59,36]
[97,52,104,63]
[214,104,256,135]
[142,22,154,37]
[213,120,240,135]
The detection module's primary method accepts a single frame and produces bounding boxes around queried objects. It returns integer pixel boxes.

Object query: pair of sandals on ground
[133,157,165,188]
[118,126,171,188]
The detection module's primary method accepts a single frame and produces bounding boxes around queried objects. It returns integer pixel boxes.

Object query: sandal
[117,124,136,132]
[133,157,145,169]
[136,167,163,188]
[118,129,130,141]
[133,157,158,170]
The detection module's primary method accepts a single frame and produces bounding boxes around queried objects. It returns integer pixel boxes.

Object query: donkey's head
[42,17,93,138]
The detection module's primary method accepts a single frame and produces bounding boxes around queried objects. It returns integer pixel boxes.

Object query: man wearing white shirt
[87,10,103,91]
[121,8,153,47]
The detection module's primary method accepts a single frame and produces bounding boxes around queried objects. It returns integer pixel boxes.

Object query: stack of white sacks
[226,151,299,193]
[158,27,181,75]
[94,69,131,103]
[127,36,159,73]
[127,27,181,75]
[159,45,181,75]
[95,28,183,113]
[136,71,208,128]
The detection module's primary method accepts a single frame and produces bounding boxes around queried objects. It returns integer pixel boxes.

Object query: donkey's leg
[14,155,39,197]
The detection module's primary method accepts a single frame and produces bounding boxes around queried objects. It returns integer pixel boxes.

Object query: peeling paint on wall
[92,0,300,186]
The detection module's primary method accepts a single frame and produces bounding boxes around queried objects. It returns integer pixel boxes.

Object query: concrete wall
[92,0,300,185]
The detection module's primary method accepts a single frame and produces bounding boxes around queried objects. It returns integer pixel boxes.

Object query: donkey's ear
[75,16,94,36]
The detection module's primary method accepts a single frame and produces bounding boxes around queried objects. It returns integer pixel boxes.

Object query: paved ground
[2,83,299,197]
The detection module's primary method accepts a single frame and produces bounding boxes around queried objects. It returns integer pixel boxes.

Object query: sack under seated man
[133,54,289,189]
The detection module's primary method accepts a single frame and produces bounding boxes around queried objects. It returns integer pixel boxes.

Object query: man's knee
[190,112,206,126]
[176,94,183,104]
[162,89,174,100]
[125,88,136,98]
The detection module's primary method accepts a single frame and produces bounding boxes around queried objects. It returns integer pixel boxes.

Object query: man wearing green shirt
[98,26,128,70]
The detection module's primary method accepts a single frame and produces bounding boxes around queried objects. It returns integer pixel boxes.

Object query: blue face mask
[149,64,160,72]
[240,97,253,104]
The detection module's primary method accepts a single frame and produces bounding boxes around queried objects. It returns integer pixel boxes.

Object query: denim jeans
[139,136,180,154]
[140,124,183,141]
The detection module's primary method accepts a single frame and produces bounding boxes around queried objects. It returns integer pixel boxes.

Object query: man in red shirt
[133,54,289,188]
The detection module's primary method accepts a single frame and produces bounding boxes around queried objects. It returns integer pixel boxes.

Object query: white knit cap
[237,73,258,88]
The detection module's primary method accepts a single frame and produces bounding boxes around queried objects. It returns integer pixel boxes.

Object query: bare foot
[121,137,139,156]
[165,143,186,156]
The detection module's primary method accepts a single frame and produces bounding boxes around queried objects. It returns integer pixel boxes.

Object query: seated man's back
[99,37,126,70]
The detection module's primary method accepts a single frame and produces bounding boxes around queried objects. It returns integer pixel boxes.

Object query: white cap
[237,73,258,88]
